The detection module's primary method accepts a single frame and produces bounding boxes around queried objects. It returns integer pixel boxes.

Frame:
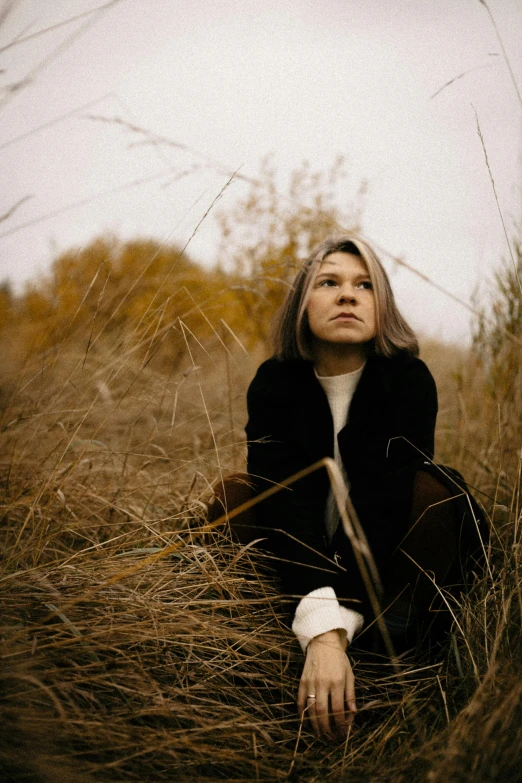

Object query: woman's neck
[312,342,368,376]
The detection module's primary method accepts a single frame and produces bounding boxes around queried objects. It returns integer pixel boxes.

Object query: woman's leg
[383,469,465,650]
[207,473,260,545]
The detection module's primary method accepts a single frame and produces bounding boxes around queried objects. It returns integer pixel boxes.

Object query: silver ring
[307,694,316,699]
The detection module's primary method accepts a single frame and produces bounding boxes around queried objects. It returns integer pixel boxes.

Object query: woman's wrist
[292,587,363,652]
[308,627,347,652]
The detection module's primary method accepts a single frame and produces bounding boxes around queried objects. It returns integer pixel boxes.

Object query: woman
[212,234,481,740]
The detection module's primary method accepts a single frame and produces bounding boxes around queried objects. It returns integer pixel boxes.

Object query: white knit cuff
[292,586,364,653]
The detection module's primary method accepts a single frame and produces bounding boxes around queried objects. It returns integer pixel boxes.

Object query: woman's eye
[357,281,373,290]
[318,279,337,287]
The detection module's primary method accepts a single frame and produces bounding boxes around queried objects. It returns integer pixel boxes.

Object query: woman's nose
[336,286,356,304]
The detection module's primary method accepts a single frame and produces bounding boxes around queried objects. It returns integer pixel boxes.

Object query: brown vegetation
[1,172,521,781]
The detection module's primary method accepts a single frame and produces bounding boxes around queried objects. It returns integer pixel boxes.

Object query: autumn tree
[215,156,365,351]
[0,282,13,332]
[8,158,364,364]
[15,237,232,368]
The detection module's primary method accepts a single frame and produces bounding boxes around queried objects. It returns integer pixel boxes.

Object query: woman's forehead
[318,252,368,272]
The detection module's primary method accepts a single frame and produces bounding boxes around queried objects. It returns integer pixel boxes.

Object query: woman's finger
[345,661,357,715]
[297,680,308,717]
[330,683,347,737]
[306,695,321,737]
[314,691,332,739]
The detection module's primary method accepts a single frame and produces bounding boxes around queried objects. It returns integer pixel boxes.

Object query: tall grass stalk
[1,304,521,781]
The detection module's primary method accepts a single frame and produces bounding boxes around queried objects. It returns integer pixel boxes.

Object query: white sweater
[291,365,365,652]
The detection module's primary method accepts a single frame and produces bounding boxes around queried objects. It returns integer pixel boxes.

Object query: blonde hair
[273,234,419,360]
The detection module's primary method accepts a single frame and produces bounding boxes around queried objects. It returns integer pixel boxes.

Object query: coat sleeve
[340,356,439,577]
[245,361,347,605]
[386,357,438,468]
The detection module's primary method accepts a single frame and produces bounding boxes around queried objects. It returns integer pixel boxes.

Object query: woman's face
[306,251,377,348]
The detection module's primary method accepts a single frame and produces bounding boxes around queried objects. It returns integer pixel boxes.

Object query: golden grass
[1,325,521,782]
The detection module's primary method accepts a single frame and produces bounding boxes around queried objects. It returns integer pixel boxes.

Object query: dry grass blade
[0,344,448,781]
[430,61,497,100]
[473,106,522,296]
[1,221,521,780]
[479,0,522,111]
[0,194,33,224]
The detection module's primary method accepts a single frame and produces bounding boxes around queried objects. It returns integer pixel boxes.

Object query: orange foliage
[215,157,363,349]
[0,283,13,331]
[4,236,241,369]
[1,159,364,364]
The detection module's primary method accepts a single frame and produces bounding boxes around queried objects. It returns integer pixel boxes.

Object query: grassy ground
[1,326,521,782]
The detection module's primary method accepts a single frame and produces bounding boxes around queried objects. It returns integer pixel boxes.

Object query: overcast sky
[1,0,522,343]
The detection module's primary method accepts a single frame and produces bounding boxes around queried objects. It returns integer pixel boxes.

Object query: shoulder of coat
[373,351,430,373]
[249,356,314,397]
[369,352,435,389]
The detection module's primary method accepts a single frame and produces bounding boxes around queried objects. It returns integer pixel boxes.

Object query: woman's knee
[208,473,259,544]
[410,469,456,521]
[400,469,461,580]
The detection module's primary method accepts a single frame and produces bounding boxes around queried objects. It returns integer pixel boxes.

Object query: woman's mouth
[334,312,359,321]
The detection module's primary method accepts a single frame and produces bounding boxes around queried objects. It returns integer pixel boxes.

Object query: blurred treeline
[2,156,521,499]
[1,155,521,499]
[0,159,363,368]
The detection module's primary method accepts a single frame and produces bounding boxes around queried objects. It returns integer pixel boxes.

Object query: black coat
[245,352,438,618]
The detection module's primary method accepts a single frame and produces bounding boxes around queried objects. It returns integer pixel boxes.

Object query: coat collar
[289,361,333,462]
[284,355,393,463]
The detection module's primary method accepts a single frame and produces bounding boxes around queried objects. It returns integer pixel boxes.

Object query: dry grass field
[1,253,521,782]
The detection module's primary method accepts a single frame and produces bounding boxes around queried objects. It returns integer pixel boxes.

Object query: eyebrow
[315,269,371,280]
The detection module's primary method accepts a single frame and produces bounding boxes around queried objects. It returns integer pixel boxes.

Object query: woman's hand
[297,628,356,740]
